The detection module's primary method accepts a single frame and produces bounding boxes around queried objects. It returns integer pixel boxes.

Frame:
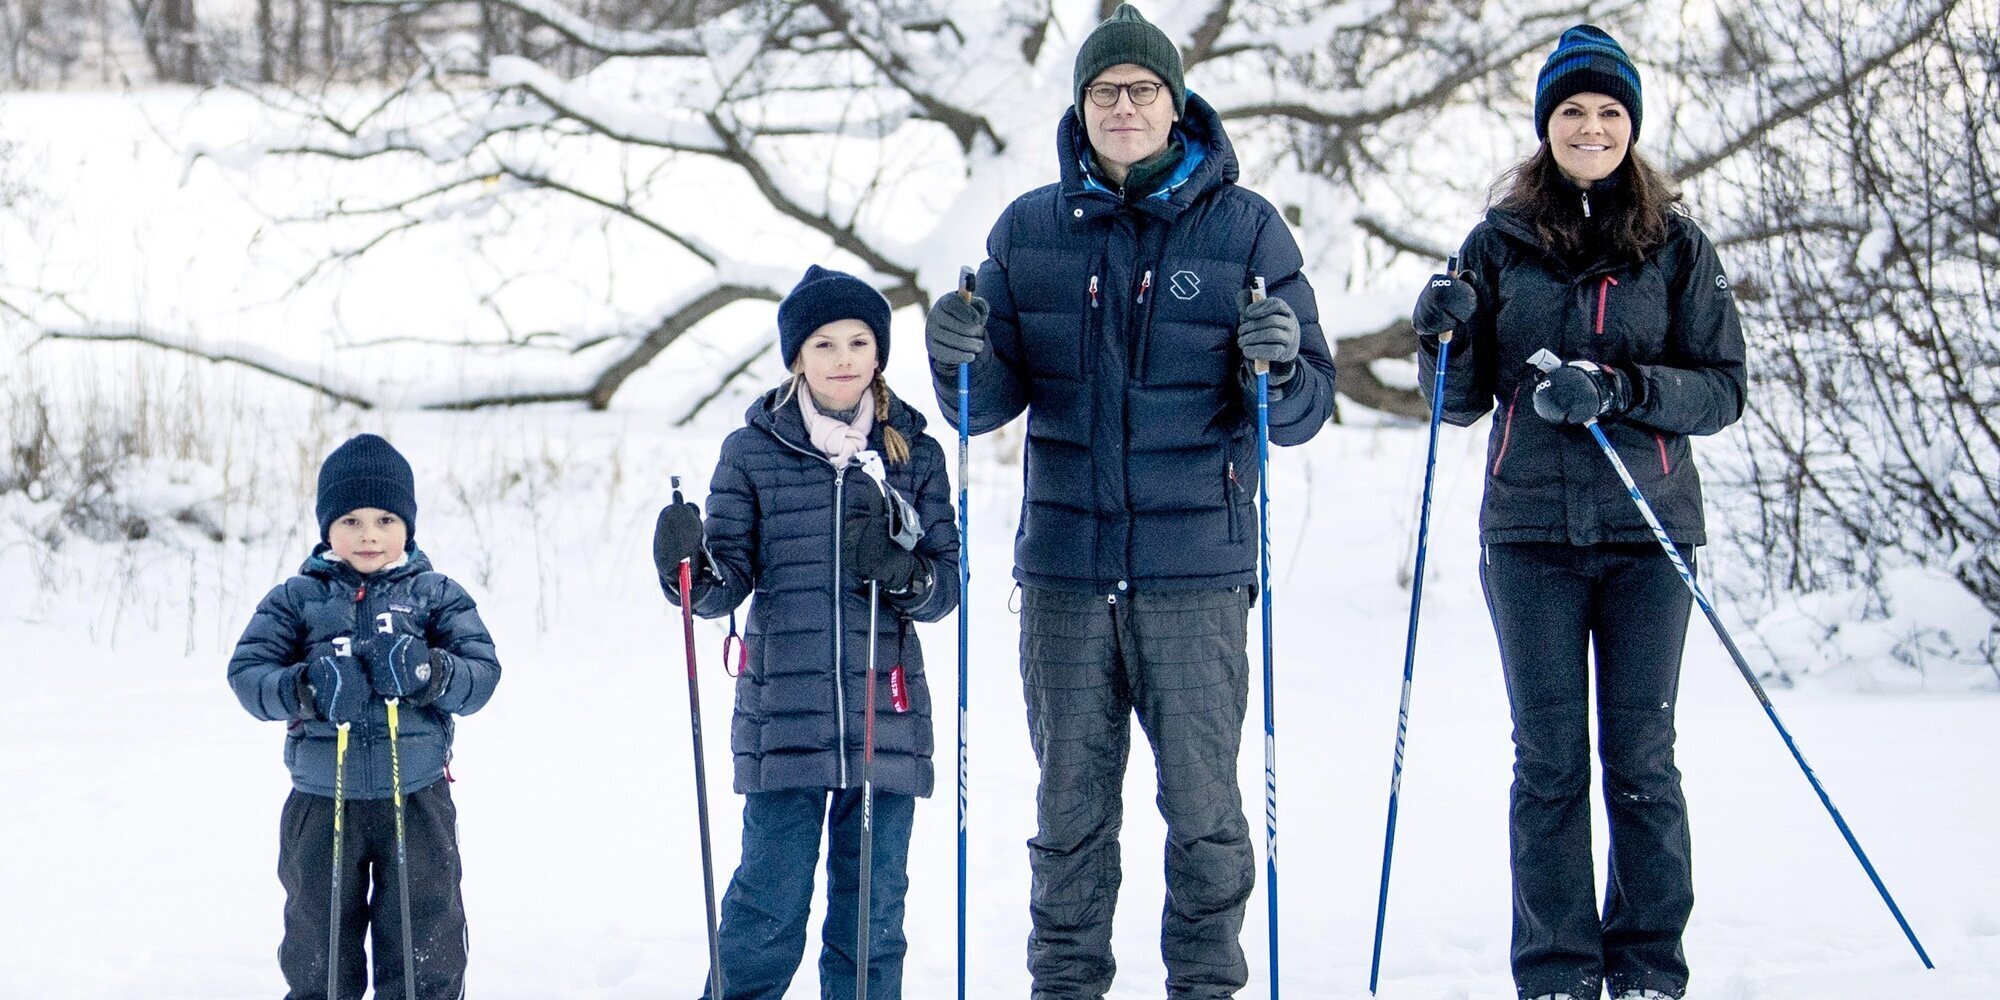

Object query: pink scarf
[798,389,875,465]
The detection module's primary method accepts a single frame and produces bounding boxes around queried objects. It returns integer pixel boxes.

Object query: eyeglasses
[1085,81,1164,108]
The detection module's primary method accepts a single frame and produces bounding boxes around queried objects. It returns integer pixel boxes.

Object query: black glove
[842,487,922,593]
[925,292,990,367]
[298,655,369,723]
[653,500,705,580]
[355,632,441,703]
[1236,294,1301,381]
[1532,359,1635,424]
[1412,271,1479,341]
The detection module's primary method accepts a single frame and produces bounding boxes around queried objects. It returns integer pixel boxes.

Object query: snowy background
[3,1,1997,997]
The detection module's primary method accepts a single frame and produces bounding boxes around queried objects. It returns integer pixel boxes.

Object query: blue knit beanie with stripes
[1534,24,1642,141]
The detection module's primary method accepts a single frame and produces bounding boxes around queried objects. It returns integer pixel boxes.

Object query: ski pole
[387,698,417,1000]
[326,720,351,1000]
[673,475,727,1000]
[955,264,974,1000]
[1369,255,1460,994]
[1248,275,1280,1000]
[1571,411,1934,970]
[857,579,881,1000]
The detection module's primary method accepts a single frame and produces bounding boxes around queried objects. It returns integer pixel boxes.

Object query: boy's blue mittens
[354,633,441,704]
[298,655,369,723]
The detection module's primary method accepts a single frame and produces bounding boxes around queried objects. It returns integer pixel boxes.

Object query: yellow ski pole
[387,698,417,1000]
[326,721,351,1000]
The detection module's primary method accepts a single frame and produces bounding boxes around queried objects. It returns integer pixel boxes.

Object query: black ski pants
[277,780,468,1000]
[1018,585,1256,1000]
[1481,542,1695,1000]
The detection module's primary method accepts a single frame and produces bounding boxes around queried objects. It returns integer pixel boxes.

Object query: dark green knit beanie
[1073,3,1186,116]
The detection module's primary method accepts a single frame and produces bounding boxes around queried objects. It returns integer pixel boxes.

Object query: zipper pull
[1137,269,1152,304]
[1581,191,1592,218]
[1089,274,1100,308]
[354,584,366,603]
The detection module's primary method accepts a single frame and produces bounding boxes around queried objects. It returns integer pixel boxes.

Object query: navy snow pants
[704,787,917,1000]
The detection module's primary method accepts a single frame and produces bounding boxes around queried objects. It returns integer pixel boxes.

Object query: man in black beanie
[923,4,1337,997]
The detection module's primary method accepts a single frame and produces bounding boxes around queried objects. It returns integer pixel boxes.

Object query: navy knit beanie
[315,434,418,548]
[1534,24,1643,141]
[776,265,892,370]
[1074,3,1186,116]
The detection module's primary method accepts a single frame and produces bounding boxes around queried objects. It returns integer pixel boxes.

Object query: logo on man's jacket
[1169,270,1202,301]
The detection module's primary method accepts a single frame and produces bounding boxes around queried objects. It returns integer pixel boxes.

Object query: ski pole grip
[958,265,976,303]
[1439,255,1460,346]
[1248,276,1269,375]
[672,474,684,507]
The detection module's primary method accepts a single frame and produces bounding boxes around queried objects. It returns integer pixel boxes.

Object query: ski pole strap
[723,612,745,677]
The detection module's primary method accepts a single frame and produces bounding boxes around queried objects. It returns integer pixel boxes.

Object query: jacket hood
[1059,91,1239,223]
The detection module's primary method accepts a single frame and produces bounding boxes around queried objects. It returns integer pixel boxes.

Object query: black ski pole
[1559,398,1934,970]
[856,578,880,1000]
[1368,256,1461,994]
[673,475,727,1000]
[387,698,417,1000]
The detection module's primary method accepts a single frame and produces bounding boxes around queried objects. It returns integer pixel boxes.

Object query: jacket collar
[1060,91,1237,224]
[301,545,432,583]
[743,382,928,457]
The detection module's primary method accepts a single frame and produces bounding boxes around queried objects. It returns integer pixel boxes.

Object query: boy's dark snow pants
[1482,541,1696,1000]
[277,780,468,1000]
[1018,585,1257,1000]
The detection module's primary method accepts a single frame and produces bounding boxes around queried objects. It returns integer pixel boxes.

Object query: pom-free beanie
[777,265,892,369]
[1074,3,1186,116]
[315,434,418,547]
[1534,24,1642,141]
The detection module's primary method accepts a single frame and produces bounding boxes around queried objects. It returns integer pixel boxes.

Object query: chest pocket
[1141,258,1243,387]
[1011,246,1091,379]
[1589,266,1671,361]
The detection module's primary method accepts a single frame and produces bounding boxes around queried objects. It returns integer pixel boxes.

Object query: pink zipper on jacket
[1492,384,1522,475]
[1654,432,1670,475]
[1595,275,1619,336]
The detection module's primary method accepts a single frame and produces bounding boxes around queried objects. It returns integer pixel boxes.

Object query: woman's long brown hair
[1493,143,1681,261]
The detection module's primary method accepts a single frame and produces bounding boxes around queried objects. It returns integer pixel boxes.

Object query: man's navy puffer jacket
[934,92,1336,595]
[228,548,501,799]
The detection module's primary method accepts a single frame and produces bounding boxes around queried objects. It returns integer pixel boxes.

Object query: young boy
[228,433,501,1000]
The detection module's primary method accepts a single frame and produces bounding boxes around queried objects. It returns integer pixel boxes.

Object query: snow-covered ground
[2,368,1994,999]
[2,86,1996,999]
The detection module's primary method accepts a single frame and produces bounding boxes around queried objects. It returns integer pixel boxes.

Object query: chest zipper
[1136,270,1152,304]
[1581,191,1592,218]
[1491,384,1522,476]
[1595,276,1619,336]
[830,465,851,789]
[1089,274,1100,308]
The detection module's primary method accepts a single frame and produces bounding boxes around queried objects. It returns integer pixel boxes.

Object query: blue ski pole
[1368,256,1460,994]
[955,264,975,1000]
[1540,361,1934,970]
[1247,275,1280,1000]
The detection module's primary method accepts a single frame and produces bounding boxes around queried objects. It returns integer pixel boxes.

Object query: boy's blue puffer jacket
[228,547,501,799]
[671,385,961,799]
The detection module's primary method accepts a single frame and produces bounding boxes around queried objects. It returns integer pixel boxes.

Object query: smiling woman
[1404,21,1748,1000]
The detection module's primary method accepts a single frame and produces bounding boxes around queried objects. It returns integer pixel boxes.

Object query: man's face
[1082,64,1178,178]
